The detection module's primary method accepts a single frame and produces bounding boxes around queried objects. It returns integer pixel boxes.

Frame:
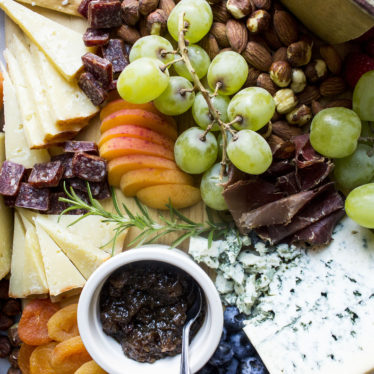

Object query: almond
[272,120,303,140]
[257,73,277,95]
[158,0,175,16]
[311,100,324,115]
[325,98,352,109]
[210,22,230,48]
[201,34,220,60]
[226,0,252,19]
[212,1,230,23]
[264,26,283,50]
[226,19,248,53]
[320,76,346,97]
[319,45,342,75]
[121,0,140,26]
[252,0,271,10]
[273,10,299,46]
[242,41,272,71]
[117,24,141,44]
[273,47,288,62]
[298,85,321,105]
[244,65,261,86]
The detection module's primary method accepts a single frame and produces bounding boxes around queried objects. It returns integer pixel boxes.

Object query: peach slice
[100,109,178,140]
[98,125,175,150]
[108,155,178,186]
[99,137,174,161]
[137,184,201,210]
[120,168,194,197]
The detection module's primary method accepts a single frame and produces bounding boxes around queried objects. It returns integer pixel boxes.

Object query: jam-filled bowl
[78,244,223,374]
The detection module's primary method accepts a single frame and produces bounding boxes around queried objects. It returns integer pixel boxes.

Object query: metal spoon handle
[180,321,193,374]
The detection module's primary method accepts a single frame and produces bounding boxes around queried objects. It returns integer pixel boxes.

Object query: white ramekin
[78,245,223,374]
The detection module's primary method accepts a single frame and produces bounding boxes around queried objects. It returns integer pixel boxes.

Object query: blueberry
[218,358,240,374]
[229,331,256,359]
[240,356,267,374]
[209,342,234,367]
[197,364,218,374]
[224,306,246,332]
[221,326,228,342]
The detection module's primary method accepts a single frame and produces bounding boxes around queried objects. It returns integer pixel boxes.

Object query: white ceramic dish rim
[78,245,223,374]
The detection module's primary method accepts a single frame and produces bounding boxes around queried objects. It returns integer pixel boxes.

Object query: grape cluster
[197,306,268,374]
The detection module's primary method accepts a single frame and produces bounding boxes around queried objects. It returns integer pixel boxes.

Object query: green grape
[345,183,374,228]
[200,163,228,210]
[217,131,232,160]
[353,70,374,121]
[310,108,362,158]
[129,35,175,64]
[192,92,230,131]
[207,51,248,96]
[227,87,275,132]
[153,76,195,116]
[174,45,211,81]
[174,127,218,174]
[117,58,169,104]
[227,130,272,175]
[334,144,374,192]
[167,0,213,43]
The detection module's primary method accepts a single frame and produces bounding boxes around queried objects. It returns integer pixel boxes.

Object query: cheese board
[0,0,374,373]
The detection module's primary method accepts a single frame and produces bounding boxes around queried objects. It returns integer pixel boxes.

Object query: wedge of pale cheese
[0,134,12,280]
[0,0,86,81]
[35,223,85,297]
[36,216,110,279]
[2,67,50,166]
[16,0,82,16]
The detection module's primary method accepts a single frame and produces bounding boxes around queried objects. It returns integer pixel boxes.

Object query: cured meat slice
[0,161,25,196]
[296,160,334,191]
[264,160,294,178]
[51,154,75,179]
[268,135,295,160]
[275,172,299,195]
[102,39,129,76]
[94,181,111,200]
[82,53,113,88]
[3,196,16,208]
[88,0,122,29]
[46,192,70,215]
[15,183,49,211]
[72,153,107,182]
[62,141,98,155]
[28,161,64,188]
[66,178,109,199]
[83,28,110,47]
[78,72,108,106]
[293,134,324,168]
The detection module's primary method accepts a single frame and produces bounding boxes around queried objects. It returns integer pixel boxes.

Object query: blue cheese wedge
[35,223,85,297]
[0,134,12,280]
[244,218,374,374]
[0,0,86,81]
[35,216,110,279]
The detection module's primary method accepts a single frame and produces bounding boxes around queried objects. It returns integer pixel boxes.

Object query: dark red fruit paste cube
[82,52,113,87]
[83,28,110,47]
[78,72,108,106]
[72,153,107,182]
[51,154,75,179]
[62,141,99,155]
[0,161,26,196]
[28,161,64,188]
[15,183,50,211]
[88,0,122,29]
[102,39,129,75]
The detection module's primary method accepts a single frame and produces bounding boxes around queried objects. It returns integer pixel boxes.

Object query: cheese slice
[30,42,98,129]
[35,216,110,279]
[35,223,85,297]
[16,0,82,16]
[2,66,50,166]
[0,134,12,280]
[0,0,86,81]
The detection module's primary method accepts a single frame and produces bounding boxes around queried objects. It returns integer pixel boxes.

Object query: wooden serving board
[4,6,207,251]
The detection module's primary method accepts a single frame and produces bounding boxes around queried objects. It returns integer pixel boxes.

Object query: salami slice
[51,154,75,179]
[28,161,64,188]
[72,153,107,182]
[62,141,99,155]
[67,178,110,200]
[2,196,16,208]
[0,161,26,196]
[15,183,50,211]
[95,181,111,200]
[46,192,70,215]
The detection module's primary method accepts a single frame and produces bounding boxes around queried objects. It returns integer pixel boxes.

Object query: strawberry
[344,53,374,88]
[365,39,374,57]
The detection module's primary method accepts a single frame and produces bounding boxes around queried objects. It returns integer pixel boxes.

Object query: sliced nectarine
[99,137,174,161]
[98,125,175,150]
[100,100,157,121]
[120,168,194,197]
[100,109,178,140]
[108,155,178,186]
[137,184,201,210]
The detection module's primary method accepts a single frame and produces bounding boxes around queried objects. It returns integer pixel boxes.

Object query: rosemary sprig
[59,183,236,256]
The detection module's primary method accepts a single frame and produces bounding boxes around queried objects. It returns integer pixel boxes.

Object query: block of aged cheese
[244,217,374,374]
[0,134,12,280]
[35,216,110,279]
[35,223,85,297]
[0,0,86,80]
[16,0,82,16]
[1,67,50,166]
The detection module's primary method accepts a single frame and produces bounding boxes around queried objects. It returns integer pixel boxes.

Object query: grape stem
[160,57,184,72]
[359,136,374,157]
[177,12,236,179]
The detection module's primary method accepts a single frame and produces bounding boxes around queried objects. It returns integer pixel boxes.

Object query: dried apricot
[48,304,79,342]
[74,361,107,374]
[30,342,58,374]
[51,336,91,374]
[18,343,36,374]
[19,299,60,345]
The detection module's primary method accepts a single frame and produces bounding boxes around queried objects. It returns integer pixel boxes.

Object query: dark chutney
[99,261,205,363]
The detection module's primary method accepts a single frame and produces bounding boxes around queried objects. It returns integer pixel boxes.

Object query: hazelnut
[139,0,159,16]
[290,68,307,93]
[252,0,271,10]
[121,0,140,26]
[246,10,271,34]
[304,59,328,83]
[286,105,312,126]
[274,89,298,114]
[287,40,312,67]
[226,0,252,19]
[269,61,292,87]
[146,9,167,35]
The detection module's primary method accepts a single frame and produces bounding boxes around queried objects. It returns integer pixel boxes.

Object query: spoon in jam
[180,285,203,374]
